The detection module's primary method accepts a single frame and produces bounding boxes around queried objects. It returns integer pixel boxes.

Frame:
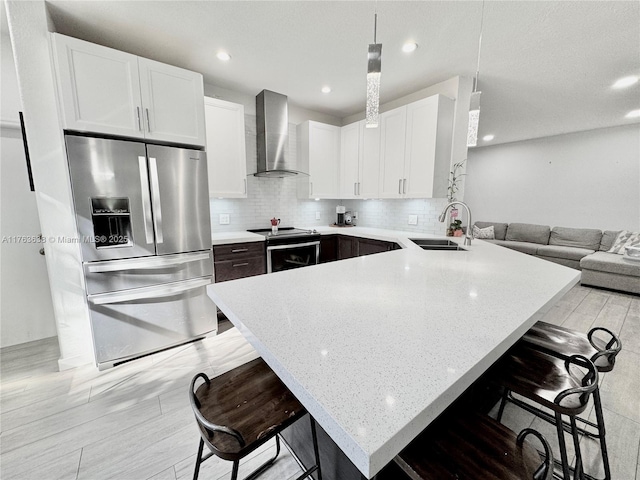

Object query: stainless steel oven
[247,228,321,273]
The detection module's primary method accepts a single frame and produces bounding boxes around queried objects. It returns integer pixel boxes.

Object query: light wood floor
[1,285,638,480]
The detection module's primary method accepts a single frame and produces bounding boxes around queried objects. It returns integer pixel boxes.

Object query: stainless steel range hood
[255,90,307,177]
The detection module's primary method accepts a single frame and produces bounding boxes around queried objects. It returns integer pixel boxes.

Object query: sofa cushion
[473,225,495,239]
[475,221,508,241]
[537,245,595,261]
[549,227,602,251]
[491,239,540,255]
[505,223,551,245]
[600,230,621,252]
[580,251,640,277]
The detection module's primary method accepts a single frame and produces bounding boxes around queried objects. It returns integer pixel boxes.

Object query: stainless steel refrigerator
[66,135,216,369]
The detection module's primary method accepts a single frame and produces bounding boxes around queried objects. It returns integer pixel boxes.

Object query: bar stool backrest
[554,355,599,412]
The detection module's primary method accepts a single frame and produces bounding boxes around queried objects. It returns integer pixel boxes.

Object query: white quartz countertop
[207,227,580,478]
[211,231,265,245]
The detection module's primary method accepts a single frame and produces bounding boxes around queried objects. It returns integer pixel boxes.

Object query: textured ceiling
[14,1,640,145]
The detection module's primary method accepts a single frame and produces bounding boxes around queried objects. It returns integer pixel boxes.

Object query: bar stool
[189,358,322,480]
[521,322,622,480]
[493,344,599,480]
[394,411,554,480]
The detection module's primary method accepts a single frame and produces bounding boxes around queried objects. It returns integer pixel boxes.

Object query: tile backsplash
[210,114,448,234]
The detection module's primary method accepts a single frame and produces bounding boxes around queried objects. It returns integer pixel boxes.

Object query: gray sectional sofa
[474,221,640,295]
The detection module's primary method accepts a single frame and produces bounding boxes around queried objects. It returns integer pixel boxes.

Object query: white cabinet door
[340,122,360,199]
[360,123,381,198]
[298,121,340,199]
[404,95,454,198]
[51,33,144,139]
[138,57,205,147]
[378,106,407,198]
[204,97,247,198]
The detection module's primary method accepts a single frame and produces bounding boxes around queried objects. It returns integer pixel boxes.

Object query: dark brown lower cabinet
[337,236,357,260]
[213,241,266,282]
[356,237,398,256]
[319,235,338,263]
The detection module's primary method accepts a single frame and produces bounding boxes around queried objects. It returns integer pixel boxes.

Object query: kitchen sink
[409,238,466,251]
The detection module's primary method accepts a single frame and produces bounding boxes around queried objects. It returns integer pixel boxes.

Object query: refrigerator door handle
[86,252,211,273]
[148,157,164,244]
[87,277,212,305]
[138,156,154,244]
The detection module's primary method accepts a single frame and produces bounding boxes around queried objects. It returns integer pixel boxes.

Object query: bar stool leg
[310,417,322,480]
[230,460,240,480]
[496,388,509,423]
[593,389,611,480]
[570,416,584,480]
[193,438,204,480]
[555,412,573,480]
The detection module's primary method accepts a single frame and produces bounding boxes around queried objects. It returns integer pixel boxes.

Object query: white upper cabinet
[378,95,454,199]
[297,121,340,199]
[340,122,360,198]
[138,58,205,146]
[51,33,205,147]
[378,106,408,198]
[204,97,247,198]
[52,33,144,139]
[340,120,380,199]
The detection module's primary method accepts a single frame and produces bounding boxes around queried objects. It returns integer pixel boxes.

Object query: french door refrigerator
[66,135,216,369]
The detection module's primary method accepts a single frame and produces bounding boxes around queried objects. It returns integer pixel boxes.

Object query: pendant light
[366,12,382,128]
[467,1,485,147]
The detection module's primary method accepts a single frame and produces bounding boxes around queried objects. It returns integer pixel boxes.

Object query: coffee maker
[336,205,346,226]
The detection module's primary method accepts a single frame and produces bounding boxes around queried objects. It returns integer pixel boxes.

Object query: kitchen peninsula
[207,228,581,478]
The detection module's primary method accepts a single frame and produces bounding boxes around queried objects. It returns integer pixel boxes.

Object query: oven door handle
[267,241,320,251]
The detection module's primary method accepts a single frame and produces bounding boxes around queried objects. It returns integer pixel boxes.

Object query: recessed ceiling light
[626,109,640,118]
[402,42,418,53]
[613,76,638,89]
[216,52,231,61]
[482,134,495,142]
[321,86,331,94]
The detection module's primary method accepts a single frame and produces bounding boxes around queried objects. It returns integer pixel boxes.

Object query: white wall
[0,29,57,347]
[464,124,640,231]
[5,0,94,368]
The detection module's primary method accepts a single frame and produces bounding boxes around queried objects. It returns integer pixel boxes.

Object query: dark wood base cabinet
[213,242,266,282]
[280,415,404,480]
[320,235,399,263]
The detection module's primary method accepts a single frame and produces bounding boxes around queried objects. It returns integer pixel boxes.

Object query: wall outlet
[315,211,321,220]
[408,214,418,225]
[219,214,230,225]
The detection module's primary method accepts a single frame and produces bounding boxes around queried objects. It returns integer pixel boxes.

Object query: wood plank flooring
[1,285,638,480]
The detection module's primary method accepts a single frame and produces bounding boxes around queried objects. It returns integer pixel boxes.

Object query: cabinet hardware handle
[136,107,142,131]
[231,248,248,253]
[145,108,151,132]
[358,182,361,195]
[354,183,357,195]
[403,178,407,194]
[310,182,313,196]
[232,262,249,267]
[398,179,402,194]
[244,178,247,194]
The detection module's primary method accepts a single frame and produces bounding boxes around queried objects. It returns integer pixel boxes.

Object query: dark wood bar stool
[492,344,599,480]
[394,412,554,480]
[521,321,622,480]
[189,358,322,480]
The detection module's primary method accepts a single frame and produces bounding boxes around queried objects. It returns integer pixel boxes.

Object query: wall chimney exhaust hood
[255,90,308,177]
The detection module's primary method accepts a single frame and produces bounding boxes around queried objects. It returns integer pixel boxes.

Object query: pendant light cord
[474,0,485,93]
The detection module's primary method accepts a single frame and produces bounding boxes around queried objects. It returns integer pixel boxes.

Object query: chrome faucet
[439,201,472,246]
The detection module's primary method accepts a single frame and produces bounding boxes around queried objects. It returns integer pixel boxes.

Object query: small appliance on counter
[336,205,346,226]
[270,217,281,234]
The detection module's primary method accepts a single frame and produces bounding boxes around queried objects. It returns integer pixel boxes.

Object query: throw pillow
[473,225,495,239]
[608,230,640,254]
